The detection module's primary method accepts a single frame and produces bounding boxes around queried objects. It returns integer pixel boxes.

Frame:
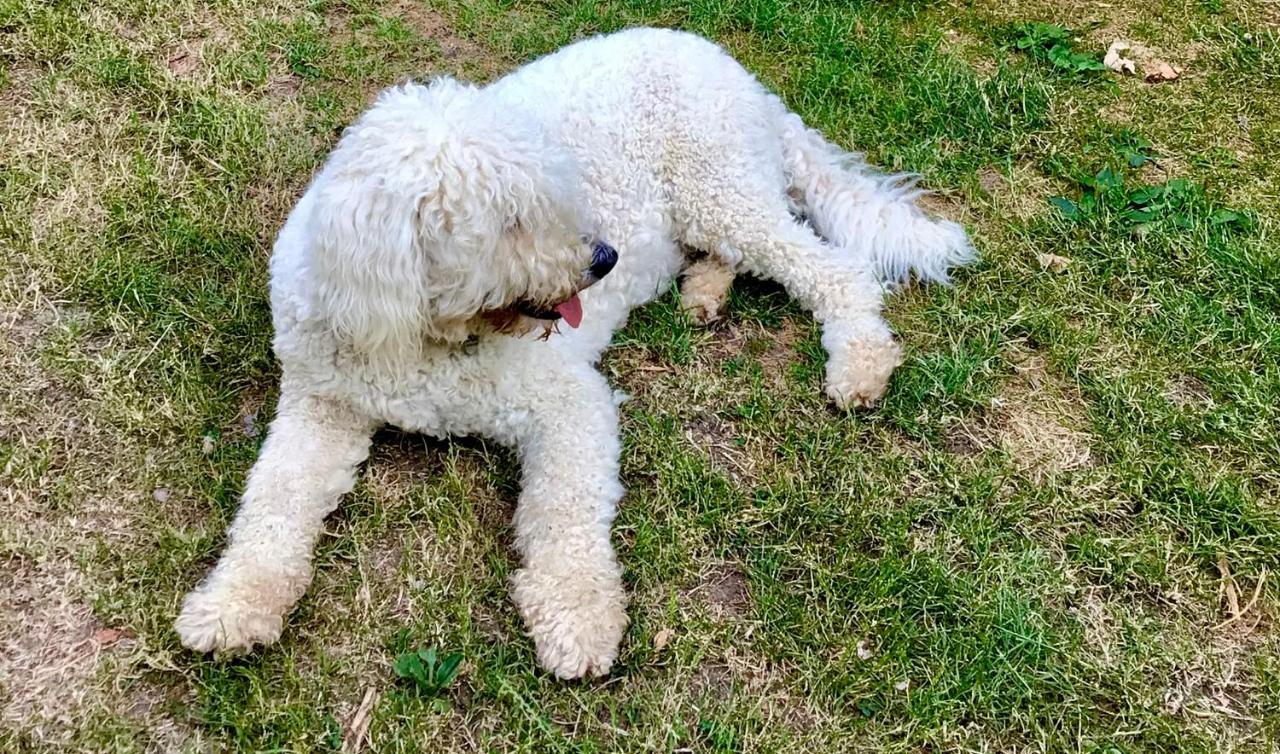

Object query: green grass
[1,0,1278,751]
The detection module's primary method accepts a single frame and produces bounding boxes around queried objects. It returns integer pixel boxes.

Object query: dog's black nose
[589,241,618,280]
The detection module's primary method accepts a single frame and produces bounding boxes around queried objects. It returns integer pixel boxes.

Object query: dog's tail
[780,115,975,285]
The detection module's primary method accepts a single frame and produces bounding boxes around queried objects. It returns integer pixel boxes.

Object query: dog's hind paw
[823,324,902,409]
[175,581,285,654]
[680,257,736,325]
[510,566,629,679]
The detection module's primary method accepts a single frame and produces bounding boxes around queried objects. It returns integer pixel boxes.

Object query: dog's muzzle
[514,239,619,329]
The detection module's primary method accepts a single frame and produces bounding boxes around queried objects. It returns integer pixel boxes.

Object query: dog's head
[304,78,617,353]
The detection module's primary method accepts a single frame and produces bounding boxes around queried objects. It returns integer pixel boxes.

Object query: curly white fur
[176,28,974,679]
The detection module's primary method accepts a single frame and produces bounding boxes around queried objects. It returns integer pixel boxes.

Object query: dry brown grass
[945,348,1095,479]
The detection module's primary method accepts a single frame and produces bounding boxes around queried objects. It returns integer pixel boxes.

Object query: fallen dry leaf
[92,627,134,645]
[653,627,674,651]
[1145,60,1182,83]
[1037,253,1072,272]
[1104,41,1136,74]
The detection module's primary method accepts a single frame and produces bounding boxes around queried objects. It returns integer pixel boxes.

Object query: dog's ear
[307,168,435,353]
[306,80,483,352]
[303,77,583,353]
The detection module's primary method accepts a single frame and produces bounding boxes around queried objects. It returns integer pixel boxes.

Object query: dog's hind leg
[679,175,900,407]
[730,213,901,407]
[176,389,375,653]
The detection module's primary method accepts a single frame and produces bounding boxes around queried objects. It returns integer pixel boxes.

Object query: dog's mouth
[514,240,617,330]
[516,295,584,328]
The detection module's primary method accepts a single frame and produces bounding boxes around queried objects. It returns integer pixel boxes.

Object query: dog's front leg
[176,389,375,653]
[505,365,628,679]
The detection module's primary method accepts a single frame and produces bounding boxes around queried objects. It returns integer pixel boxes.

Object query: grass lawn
[2,0,1279,751]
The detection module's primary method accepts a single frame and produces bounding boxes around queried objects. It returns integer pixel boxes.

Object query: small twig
[1207,703,1259,723]
[1213,568,1268,632]
[1216,555,1240,622]
[194,151,231,175]
[342,686,378,754]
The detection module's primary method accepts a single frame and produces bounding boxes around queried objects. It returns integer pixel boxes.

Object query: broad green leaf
[437,652,464,685]
[1094,166,1123,191]
[1127,186,1164,204]
[393,653,423,680]
[1074,54,1107,71]
[1210,209,1244,226]
[1125,150,1152,167]
[1046,44,1072,65]
[1049,196,1080,219]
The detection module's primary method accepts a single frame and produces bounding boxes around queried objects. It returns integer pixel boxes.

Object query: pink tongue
[555,294,583,329]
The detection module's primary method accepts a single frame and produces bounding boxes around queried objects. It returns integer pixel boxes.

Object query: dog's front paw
[175,577,286,654]
[823,324,902,409]
[510,567,629,679]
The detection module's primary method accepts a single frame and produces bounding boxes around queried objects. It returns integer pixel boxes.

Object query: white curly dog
[176,28,973,679]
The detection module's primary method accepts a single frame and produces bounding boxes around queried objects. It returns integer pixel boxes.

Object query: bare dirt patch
[941,27,999,76]
[745,318,804,390]
[165,47,200,78]
[695,563,752,619]
[685,414,755,484]
[266,71,303,98]
[1067,586,1121,668]
[688,646,826,737]
[387,1,486,63]
[996,161,1067,221]
[0,558,103,731]
[994,355,1094,477]
[943,418,985,457]
[997,398,1093,476]
[0,549,180,747]
[977,166,1006,195]
[1153,555,1274,745]
[0,279,188,746]
[1163,630,1272,735]
[918,189,971,224]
